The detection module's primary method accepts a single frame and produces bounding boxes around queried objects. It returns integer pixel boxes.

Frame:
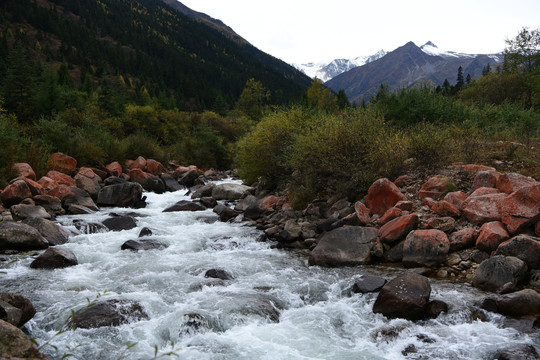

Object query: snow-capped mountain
[293,50,386,82]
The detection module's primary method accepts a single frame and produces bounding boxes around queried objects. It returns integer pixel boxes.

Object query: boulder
[497,172,539,194]
[62,186,99,213]
[352,275,387,293]
[378,207,402,226]
[33,195,64,217]
[234,195,258,212]
[30,247,78,269]
[382,240,405,263]
[244,195,286,220]
[0,222,48,250]
[372,272,431,320]
[327,198,352,219]
[485,289,540,317]
[448,228,479,251]
[379,213,419,244]
[353,201,371,225]
[422,216,456,233]
[160,173,183,192]
[22,217,69,246]
[0,179,32,206]
[418,175,453,200]
[47,152,77,175]
[402,229,450,268]
[102,215,137,231]
[308,227,378,266]
[121,239,165,251]
[105,161,123,177]
[46,170,76,187]
[11,163,36,181]
[37,176,58,195]
[190,183,216,199]
[128,168,166,193]
[462,192,506,225]
[470,170,500,192]
[200,196,218,208]
[70,299,148,329]
[495,235,540,269]
[213,204,240,222]
[73,220,107,234]
[178,169,200,187]
[394,200,413,211]
[443,191,468,211]
[146,159,166,175]
[432,200,461,218]
[366,178,407,217]
[10,204,51,221]
[0,319,50,359]
[472,255,528,292]
[498,184,540,234]
[163,200,206,212]
[211,183,254,201]
[496,344,539,360]
[475,221,510,252]
[393,174,409,187]
[74,167,102,199]
[97,182,145,208]
[426,299,448,318]
[128,156,147,171]
[205,269,234,280]
[0,293,36,327]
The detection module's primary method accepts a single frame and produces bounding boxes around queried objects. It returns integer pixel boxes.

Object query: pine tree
[466,74,472,84]
[455,66,464,93]
[336,89,350,110]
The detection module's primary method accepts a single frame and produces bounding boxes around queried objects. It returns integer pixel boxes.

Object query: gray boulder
[0,293,36,327]
[211,183,254,201]
[30,248,78,269]
[97,182,145,208]
[62,187,99,213]
[472,255,528,292]
[10,204,51,221]
[495,344,539,360]
[495,235,540,269]
[22,217,69,245]
[121,239,165,251]
[163,200,206,212]
[482,289,540,317]
[102,215,137,232]
[70,299,148,329]
[0,222,48,250]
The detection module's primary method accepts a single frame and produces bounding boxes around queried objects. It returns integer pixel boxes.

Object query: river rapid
[1,181,538,360]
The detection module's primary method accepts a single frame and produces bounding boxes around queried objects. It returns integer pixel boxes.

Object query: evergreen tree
[455,66,464,93]
[235,78,270,120]
[441,79,451,96]
[466,74,472,84]
[336,89,350,110]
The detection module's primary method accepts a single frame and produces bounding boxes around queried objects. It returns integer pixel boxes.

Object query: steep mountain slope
[325,42,502,103]
[0,0,311,110]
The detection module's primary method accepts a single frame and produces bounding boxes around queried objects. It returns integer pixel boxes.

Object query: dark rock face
[62,186,99,213]
[213,204,240,222]
[372,272,431,320]
[495,235,540,269]
[402,229,450,268]
[97,182,145,208]
[102,215,137,231]
[0,319,50,359]
[426,299,448,318]
[309,227,378,266]
[472,256,528,292]
[30,248,78,269]
[482,289,540,317]
[0,222,49,251]
[0,293,36,327]
[22,217,69,246]
[161,173,183,192]
[70,300,149,329]
[352,275,387,293]
[178,169,200,187]
[496,344,540,360]
[163,200,206,212]
[121,239,165,251]
[205,269,233,280]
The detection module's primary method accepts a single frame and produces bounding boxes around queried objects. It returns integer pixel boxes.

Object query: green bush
[406,122,452,168]
[0,112,28,183]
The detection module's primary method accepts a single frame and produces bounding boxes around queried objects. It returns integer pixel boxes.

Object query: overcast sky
[178,0,539,64]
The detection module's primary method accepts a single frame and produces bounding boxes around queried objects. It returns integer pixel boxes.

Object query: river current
[1,180,538,359]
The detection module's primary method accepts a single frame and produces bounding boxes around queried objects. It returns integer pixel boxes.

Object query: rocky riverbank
[0,153,539,359]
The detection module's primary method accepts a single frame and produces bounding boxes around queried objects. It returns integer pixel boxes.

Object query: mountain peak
[422,41,437,48]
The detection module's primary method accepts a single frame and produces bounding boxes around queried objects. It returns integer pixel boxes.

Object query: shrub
[406,122,452,168]
[0,112,28,183]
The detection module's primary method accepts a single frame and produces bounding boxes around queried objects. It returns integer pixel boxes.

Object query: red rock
[395,200,413,211]
[20,178,44,196]
[462,193,506,225]
[129,156,147,171]
[470,170,500,192]
[90,168,108,180]
[11,163,36,181]
[366,178,407,217]
[432,200,461,218]
[146,159,166,175]
[393,175,409,188]
[476,221,510,252]
[402,229,450,267]
[0,180,32,206]
[128,168,149,183]
[188,165,199,171]
[48,185,75,200]
[379,207,402,226]
[47,152,77,175]
[125,160,134,170]
[422,197,437,208]
[38,177,58,195]
[106,162,123,177]
[497,184,540,234]
[418,175,454,200]
[443,191,467,211]
[204,169,216,177]
[449,228,479,251]
[76,167,100,180]
[74,168,101,197]
[497,173,538,194]
[379,213,419,244]
[460,164,496,173]
[174,166,191,177]
[260,195,286,212]
[470,187,500,197]
[354,201,371,225]
[423,216,456,233]
[46,170,76,187]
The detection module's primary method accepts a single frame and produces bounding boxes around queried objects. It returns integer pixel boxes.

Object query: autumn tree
[307,78,336,111]
[235,78,270,120]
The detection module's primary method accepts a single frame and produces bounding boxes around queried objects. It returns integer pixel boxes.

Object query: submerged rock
[70,300,149,329]
[121,239,165,251]
[30,248,78,269]
[495,344,540,360]
[102,215,137,231]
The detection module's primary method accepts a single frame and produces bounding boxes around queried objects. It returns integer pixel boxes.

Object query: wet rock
[426,299,448,318]
[351,275,387,293]
[379,213,419,244]
[199,196,217,208]
[484,289,540,317]
[476,221,510,252]
[121,239,165,251]
[449,228,479,251]
[495,344,539,360]
[70,299,149,329]
[205,269,233,280]
[1,179,32,206]
[494,235,540,269]
[366,178,407,217]
[30,247,78,269]
[0,319,50,359]
[211,183,254,201]
[180,313,208,335]
[190,183,216,199]
[383,240,405,263]
[73,219,107,234]
[178,169,200,187]
[102,215,137,231]
[161,173,183,192]
[0,222,49,250]
[402,229,450,268]
[309,227,378,266]
[373,273,431,320]
[62,187,99,213]
[462,192,506,225]
[138,227,153,237]
[234,195,258,212]
[10,204,51,221]
[472,255,528,292]
[22,217,69,246]
[47,152,77,175]
[0,293,36,327]
[163,200,206,212]
[128,168,166,193]
[97,182,145,208]
[498,184,540,234]
[213,204,240,222]
[418,175,454,200]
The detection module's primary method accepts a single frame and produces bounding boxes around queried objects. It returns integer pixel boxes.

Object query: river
[1,181,538,359]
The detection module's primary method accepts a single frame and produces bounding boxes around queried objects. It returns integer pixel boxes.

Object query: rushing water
[1,181,538,360]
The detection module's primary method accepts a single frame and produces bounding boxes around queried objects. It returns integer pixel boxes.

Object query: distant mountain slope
[0,0,311,110]
[325,41,502,103]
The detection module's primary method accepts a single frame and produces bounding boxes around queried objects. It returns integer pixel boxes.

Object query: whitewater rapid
[1,183,538,359]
